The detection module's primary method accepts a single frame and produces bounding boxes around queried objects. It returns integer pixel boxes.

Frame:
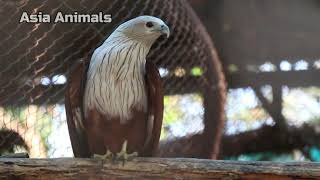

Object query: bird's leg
[93,149,114,161]
[115,140,138,165]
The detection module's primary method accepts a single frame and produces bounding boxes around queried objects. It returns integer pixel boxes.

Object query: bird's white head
[114,16,170,44]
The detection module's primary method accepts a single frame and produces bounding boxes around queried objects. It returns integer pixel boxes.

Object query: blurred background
[0,0,319,162]
[190,0,320,161]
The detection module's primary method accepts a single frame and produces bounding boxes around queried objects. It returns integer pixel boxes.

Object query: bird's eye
[146,22,154,28]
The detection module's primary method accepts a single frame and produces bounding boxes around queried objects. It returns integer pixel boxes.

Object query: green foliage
[163,96,183,124]
[2,106,54,154]
[4,106,26,125]
[161,96,184,139]
[36,108,53,151]
[191,67,203,76]
[161,94,203,139]
[228,64,239,73]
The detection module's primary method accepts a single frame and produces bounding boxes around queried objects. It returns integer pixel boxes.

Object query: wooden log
[0,158,319,180]
[0,153,29,158]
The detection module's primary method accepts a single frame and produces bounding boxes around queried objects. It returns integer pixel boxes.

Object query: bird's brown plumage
[65,59,163,157]
[65,16,167,158]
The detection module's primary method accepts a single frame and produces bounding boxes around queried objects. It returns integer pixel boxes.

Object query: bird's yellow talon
[115,140,138,165]
[93,150,114,161]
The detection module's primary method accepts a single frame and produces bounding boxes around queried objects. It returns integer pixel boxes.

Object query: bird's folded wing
[65,60,91,157]
[144,60,164,156]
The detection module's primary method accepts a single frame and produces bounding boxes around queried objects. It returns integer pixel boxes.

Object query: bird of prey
[65,16,169,160]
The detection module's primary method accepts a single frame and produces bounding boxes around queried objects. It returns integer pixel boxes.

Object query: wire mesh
[0,0,225,158]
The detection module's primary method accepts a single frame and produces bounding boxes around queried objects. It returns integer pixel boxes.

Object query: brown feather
[143,60,164,156]
[85,109,148,155]
[65,60,91,157]
[66,59,163,157]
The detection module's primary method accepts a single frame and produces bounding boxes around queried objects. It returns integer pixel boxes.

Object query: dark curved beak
[160,24,170,38]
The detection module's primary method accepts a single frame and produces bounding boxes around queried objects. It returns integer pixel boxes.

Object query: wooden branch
[160,124,320,159]
[1,158,320,179]
[253,86,287,128]
[0,153,29,158]
[271,85,287,128]
[253,87,273,116]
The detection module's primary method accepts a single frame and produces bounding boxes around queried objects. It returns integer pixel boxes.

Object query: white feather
[84,37,149,124]
[83,16,168,125]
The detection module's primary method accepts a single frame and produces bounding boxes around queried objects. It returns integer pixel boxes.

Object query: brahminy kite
[65,16,169,160]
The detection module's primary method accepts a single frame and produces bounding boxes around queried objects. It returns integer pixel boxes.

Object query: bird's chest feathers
[85,44,148,124]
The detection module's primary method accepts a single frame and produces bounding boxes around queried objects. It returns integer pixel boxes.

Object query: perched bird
[65,16,169,160]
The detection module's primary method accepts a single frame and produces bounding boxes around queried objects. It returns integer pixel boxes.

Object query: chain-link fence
[2,0,320,161]
[0,0,225,158]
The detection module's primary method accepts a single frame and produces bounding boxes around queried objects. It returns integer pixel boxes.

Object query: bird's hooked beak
[160,24,170,38]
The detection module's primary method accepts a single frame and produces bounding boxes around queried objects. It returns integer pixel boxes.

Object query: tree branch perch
[160,124,320,159]
[1,158,320,179]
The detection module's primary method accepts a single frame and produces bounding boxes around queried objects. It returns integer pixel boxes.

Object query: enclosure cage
[3,0,319,161]
[0,0,225,158]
